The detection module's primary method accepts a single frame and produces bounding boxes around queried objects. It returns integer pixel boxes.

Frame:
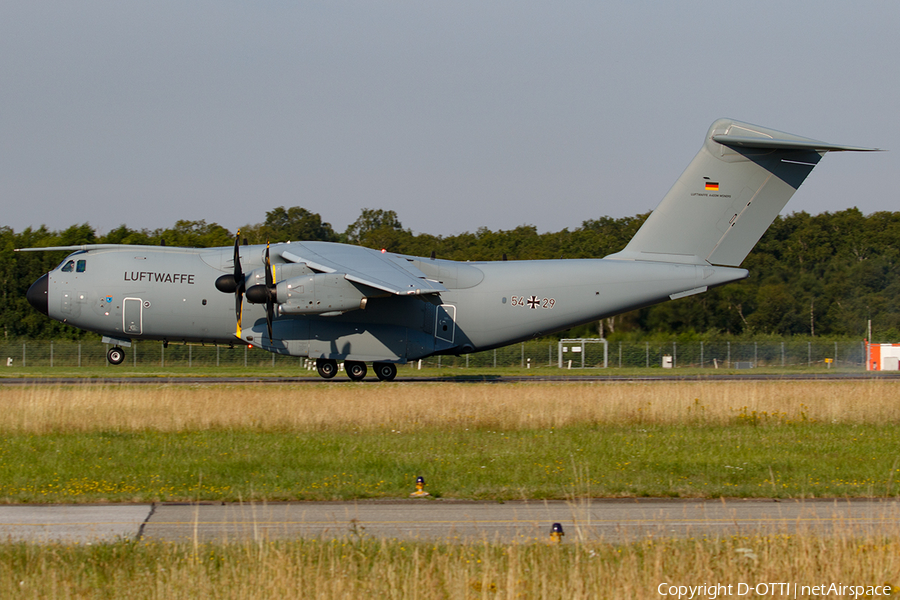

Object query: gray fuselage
[36,241,747,363]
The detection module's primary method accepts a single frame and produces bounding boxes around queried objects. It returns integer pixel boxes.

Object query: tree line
[2,206,899,342]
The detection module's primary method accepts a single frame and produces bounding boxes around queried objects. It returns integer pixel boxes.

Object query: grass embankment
[1,534,899,598]
[1,381,899,502]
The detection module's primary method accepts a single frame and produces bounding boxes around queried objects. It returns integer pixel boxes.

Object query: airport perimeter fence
[0,339,869,371]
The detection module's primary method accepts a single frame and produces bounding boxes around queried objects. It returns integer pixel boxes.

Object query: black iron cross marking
[527,295,539,309]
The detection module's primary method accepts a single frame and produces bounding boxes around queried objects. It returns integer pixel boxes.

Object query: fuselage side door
[123,297,143,335]
[435,304,456,344]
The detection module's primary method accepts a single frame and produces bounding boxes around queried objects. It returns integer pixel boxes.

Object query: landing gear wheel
[316,358,338,379]
[373,362,397,382]
[345,361,367,381]
[107,346,125,365]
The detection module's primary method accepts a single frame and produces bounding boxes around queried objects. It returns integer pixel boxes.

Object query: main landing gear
[372,362,397,382]
[316,358,338,379]
[314,358,397,382]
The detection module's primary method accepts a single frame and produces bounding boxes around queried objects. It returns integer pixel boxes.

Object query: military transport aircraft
[19,119,877,380]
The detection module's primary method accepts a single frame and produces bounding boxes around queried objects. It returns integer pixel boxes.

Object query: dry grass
[1,380,898,433]
[1,531,899,598]
[2,382,900,596]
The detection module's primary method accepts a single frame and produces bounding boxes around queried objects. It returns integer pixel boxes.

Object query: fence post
[133,341,137,367]
[78,342,81,368]
[244,345,247,367]
[22,343,25,368]
[189,345,192,368]
[161,343,165,368]
[808,341,811,367]
[217,346,220,367]
[700,341,704,368]
[493,349,496,368]
[781,342,785,368]
[549,343,552,367]
[727,342,730,368]
[673,342,677,368]
[645,342,649,368]
[619,342,622,368]
[754,342,757,367]
[521,343,525,368]
[50,342,53,368]
[835,341,838,366]
[466,354,469,369]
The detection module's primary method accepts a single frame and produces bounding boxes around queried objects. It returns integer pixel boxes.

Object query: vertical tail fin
[607,119,878,267]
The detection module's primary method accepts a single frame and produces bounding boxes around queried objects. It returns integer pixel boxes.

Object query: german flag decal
[705,182,719,191]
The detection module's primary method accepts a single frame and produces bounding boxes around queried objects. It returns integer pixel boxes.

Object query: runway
[2,498,898,544]
[1,373,899,386]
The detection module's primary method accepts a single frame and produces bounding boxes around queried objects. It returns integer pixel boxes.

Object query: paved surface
[0,504,152,543]
[2,373,899,385]
[2,499,899,544]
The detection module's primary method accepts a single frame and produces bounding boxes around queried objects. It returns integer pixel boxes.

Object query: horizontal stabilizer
[712,134,879,153]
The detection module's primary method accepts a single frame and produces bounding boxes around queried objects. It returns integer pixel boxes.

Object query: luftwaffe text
[124,272,195,284]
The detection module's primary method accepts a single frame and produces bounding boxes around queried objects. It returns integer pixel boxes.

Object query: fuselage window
[76,260,86,273]
[61,260,75,272]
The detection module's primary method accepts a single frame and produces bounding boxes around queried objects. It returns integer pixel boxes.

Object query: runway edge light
[410,476,430,497]
[550,523,565,543]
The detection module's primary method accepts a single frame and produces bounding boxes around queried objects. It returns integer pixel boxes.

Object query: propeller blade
[265,241,274,341]
[236,293,244,338]
[265,242,273,288]
[234,230,245,338]
[234,229,243,286]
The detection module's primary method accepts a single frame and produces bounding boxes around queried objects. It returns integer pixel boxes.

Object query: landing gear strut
[345,361,367,381]
[107,346,125,365]
[373,362,397,382]
[316,358,338,379]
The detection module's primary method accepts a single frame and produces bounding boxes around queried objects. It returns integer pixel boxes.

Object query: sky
[1,1,897,238]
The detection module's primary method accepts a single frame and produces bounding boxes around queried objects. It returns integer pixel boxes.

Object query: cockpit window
[59,259,86,273]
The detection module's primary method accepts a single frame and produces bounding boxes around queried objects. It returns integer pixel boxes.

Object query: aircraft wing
[279,242,447,296]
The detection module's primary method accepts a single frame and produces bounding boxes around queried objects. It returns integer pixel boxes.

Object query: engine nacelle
[277,273,368,315]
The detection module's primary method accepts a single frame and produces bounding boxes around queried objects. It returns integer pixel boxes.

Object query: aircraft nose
[26,273,49,316]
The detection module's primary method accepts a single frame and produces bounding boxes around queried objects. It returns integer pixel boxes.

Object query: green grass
[2,422,898,503]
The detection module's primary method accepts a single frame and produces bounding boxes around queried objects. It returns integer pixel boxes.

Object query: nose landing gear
[107,346,125,365]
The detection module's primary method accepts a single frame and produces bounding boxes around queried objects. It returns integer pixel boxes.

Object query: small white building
[866,341,900,371]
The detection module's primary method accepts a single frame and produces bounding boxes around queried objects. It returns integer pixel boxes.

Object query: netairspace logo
[657,582,893,598]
